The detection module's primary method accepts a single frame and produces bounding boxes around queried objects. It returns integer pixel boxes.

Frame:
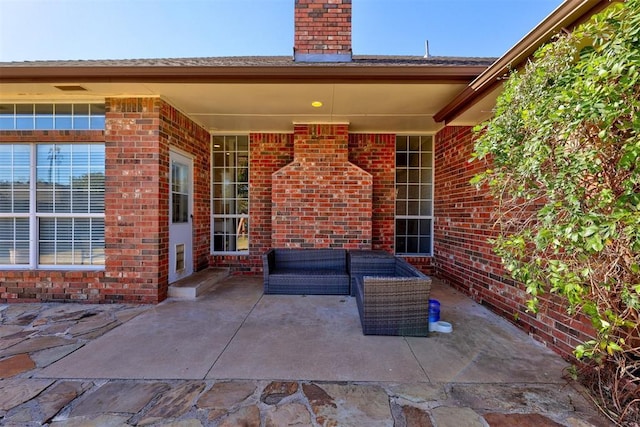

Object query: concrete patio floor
[1,276,609,426]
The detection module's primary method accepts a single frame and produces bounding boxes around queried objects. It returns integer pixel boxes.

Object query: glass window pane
[73,242,90,264]
[16,218,29,240]
[421,137,433,151]
[55,104,73,115]
[74,116,89,130]
[72,191,89,213]
[73,104,89,115]
[54,241,73,264]
[37,190,54,212]
[409,136,421,151]
[407,237,419,254]
[35,104,54,114]
[0,117,14,129]
[396,152,407,167]
[74,218,91,240]
[15,104,33,115]
[0,104,14,115]
[420,168,432,184]
[14,145,30,166]
[55,116,72,129]
[407,219,419,235]
[90,144,105,164]
[409,152,420,167]
[16,116,33,129]
[39,218,56,240]
[0,218,14,240]
[91,219,105,240]
[90,116,105,129]
[421,151,432,166]
[407,201,420,216]
[396,169,407,183]
[90,104,106,115]
[14,191,29,212]
[54,190,71,212]
[172,194,189,223]
[89,191,104,212]
[420,201,432,216]
[0,192,11,212]
[408,185,420,199]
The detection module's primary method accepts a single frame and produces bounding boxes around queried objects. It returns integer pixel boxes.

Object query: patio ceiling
[0,80,477,133]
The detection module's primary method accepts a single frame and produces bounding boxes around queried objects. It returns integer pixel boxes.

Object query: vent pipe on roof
[424,40,430,59]
[294,0,353,63]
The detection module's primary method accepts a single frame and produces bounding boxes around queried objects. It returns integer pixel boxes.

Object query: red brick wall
[294,0,352,57]
[0,130,106,302]
[104,97,210,303]
[434,125,594,357]
[348,134,395,252]
[209,133,294,273]
[213,130,434,276]
[272,124,372,249]
[0,99,208,303]
[158,101,211,275]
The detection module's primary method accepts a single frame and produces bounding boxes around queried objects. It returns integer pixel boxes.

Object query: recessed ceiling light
[311,101,323,108]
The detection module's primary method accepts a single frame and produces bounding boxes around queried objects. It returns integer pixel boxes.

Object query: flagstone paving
[0,277,611,426]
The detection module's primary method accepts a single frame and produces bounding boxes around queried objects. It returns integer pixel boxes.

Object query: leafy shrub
[471,0,640,423]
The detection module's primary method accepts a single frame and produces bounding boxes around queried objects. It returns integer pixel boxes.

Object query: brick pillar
[294,0,352,62]
[104,98,166,303]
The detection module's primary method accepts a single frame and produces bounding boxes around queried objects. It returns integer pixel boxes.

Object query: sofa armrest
[263,249,275,283]
[393,257,427,278]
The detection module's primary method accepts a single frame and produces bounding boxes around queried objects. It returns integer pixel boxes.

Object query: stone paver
[0,378,54,411]
[70,381,170,417]
[265,402,312,427]
[431,406,485,427]
[0,353,35,378]
[260,380,299,405]
[136,381,206,425]
[0,282,610,426]
[218,405,260,427]
[484,412,564,427]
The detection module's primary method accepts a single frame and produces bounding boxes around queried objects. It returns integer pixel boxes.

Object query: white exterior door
[169,150,193,283]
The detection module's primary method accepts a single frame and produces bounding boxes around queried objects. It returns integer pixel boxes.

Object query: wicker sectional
[263,248,432,336]
[352,257,431,337]
[262,248,350,295]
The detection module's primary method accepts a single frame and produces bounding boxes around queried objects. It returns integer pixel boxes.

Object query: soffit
[0,81,470,133]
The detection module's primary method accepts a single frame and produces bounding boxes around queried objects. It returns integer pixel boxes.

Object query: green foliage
[472,0,640,376]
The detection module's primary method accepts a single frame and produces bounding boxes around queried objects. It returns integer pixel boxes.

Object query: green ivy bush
[471,0,639,423]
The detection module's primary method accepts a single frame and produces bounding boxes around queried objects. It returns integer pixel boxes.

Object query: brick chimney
[294,0,352,62]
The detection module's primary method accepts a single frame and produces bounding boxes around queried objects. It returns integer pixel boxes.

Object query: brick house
[0,0,608,357]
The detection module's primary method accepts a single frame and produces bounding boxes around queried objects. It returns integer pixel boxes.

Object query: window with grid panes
[0,103,105,130]
[0,143,105,268]
[211,135,249,253]
[395,135,433,256]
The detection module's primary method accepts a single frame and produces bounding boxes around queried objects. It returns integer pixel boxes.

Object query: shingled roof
[0,55,496,68]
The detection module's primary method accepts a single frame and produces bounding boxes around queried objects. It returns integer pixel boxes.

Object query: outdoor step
[167,268,230,299]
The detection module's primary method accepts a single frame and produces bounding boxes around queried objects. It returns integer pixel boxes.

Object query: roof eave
[0,65,489,84]
[434,0,613,124]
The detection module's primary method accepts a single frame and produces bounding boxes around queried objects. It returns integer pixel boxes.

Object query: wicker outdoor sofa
[351,255,432,337]
[262,248,350,295]
[262,248,432,336]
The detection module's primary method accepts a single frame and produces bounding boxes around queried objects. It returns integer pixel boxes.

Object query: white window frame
[395,135,434,256]
[0,143,105,270]
[211,135,250,255]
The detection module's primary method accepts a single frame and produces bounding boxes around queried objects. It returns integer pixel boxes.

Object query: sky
[0,0,564,62]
